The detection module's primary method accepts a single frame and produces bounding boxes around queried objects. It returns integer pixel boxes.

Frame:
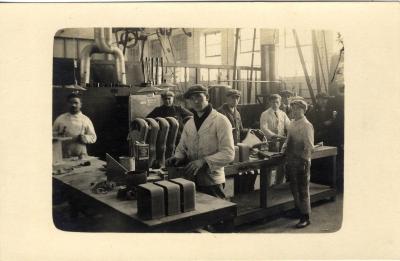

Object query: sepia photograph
[1,3,399,260]
[52,27,344,233]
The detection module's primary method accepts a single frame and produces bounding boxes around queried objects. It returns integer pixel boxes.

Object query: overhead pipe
[80,43,100,86]
[93,28,127,85]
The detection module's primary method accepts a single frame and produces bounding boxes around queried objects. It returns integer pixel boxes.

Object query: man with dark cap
[166,84,235,199]
[282,98,314,228]
[279,90,294,117]
[147,90,193,143]
[53,93,97,157]
[306,92,335,144]
[217,88,248,145]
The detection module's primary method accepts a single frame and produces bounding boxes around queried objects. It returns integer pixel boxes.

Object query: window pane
[238,29,260,53]
[206,32,221,45]
[207,44,220,57]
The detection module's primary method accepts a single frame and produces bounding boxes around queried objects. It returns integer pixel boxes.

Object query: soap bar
[169,178,195,212]
[154,180,181,216]
[137,183,165,220]
[237,143,251,162]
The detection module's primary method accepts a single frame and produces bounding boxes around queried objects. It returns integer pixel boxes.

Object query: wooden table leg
[260,166,269,208]
[330,155,337,201]
[222,218,235,233]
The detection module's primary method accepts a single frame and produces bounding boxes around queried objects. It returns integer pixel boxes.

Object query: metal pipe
[79,43,100,86]
[94,27,126,85]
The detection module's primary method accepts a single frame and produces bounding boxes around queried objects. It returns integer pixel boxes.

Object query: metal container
[134,143,149,172]
[119,156,135,171]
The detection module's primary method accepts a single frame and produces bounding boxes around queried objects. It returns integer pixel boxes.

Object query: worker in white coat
[166,85,235,199]
[53,93,97,157]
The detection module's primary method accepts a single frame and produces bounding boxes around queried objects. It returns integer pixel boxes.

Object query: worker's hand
[323,120,333,126]
[280,143,287,154]
[272,134,285,140]
[78,134,87,144]
[184,159,205,177]
[165,157,185,167]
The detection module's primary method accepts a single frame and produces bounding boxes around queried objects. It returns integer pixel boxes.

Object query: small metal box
[234,146,240,162]
[169,178,195,212]
[154,180,181,216]
[137,183,165,220]
[237,143,251,162]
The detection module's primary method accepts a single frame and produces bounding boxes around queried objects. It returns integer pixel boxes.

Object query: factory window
[277,29,313,78]
[172,34,188,62]
[205,32,222,57]
[236,29,261,67]
[239,28,260,53]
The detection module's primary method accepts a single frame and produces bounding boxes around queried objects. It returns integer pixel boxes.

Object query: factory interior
[52,27,344,233]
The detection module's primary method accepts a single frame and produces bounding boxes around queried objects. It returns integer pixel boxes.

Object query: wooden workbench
[224,146,338,226]
[53,158,237,232]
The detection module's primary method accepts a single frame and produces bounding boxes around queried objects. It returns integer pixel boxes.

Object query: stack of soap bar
[137,183,165,220]
[154,180,181,216]
[170,178,195,212]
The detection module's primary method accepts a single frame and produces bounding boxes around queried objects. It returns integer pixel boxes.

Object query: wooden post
[248,28,257,103]
[316,42,329,93]
[292,29,317,106]
[322,31,331,79]
[312,30,322,94]
[233,28,240,89]
[195,67,200,84]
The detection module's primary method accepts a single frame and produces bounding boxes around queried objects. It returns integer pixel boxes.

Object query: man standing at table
[282,98,314,228]
[53,93,97,157]
[166,85,235,199]
[217,88,248,145]
[260,94,291,140]
[260,94,291,185]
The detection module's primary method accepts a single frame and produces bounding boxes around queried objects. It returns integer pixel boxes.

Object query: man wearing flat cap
[217,88,248,145]
[147,90,193,143]
[306,92,335,144]
[281,98,314,228]
[166,84,235,199]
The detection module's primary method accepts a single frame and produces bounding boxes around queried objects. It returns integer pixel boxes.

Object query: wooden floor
[230,182,335,226]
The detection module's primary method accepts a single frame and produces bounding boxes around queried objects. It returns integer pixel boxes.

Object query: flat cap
[226,89,241,97]
[183,84,208,99]
[161,90,175,98]
[290,98,308,111]
[279,90,294,97]
[316,92,332,99]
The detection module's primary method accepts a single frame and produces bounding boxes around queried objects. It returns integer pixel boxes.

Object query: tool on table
[91,180,116,194]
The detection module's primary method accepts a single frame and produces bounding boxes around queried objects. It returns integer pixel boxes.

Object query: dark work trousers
[287,158,311,215]
[197,183,226,199]
[273,164,286,185]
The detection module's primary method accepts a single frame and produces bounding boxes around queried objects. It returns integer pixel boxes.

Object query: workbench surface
[53,158,237,232]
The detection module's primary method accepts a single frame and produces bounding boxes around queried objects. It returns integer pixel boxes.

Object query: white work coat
[53,112,97,157]
[175,109,235,186]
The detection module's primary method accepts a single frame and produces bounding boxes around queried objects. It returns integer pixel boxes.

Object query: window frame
[204,31,222,58]
[238,29,260,54]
